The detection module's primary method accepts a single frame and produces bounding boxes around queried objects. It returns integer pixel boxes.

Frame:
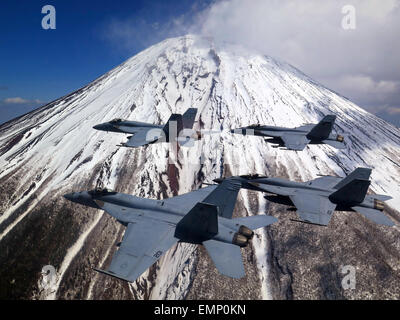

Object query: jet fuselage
[231,177,385,213]
[64,190,253,247]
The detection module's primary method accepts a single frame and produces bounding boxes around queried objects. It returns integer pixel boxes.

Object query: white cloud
[194,0,400,122]
[1,97,43,105]
[102,0,400,124]
[3,97,30,104]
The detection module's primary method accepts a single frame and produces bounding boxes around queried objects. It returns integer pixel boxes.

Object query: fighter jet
[63,179,277,282]
[231,114,345,151]
[93,108,198,148]
[214,168,394,227]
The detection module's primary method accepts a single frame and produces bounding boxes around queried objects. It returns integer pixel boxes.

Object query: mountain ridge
[0,34,399,300]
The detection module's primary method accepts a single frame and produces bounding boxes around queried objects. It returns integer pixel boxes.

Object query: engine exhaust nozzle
[238,225,254,239]
[374,199,385,211]
[232,233,248,247]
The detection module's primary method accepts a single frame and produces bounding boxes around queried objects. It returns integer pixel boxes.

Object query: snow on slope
[0,35,399,300]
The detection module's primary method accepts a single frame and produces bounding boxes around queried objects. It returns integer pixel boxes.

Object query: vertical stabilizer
[306,115,336,141]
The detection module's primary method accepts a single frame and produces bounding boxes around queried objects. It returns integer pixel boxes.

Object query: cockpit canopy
[249,123,260,127]
[239,173,266,180]
[89,188,115,195]
[110,118,122,124]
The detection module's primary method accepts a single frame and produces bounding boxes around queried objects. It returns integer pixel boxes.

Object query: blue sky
[0,0,211,123]
[1,0,399,127]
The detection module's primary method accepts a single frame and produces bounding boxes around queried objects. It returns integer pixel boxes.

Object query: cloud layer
[104,0,400,126]
[195,0,400,125]
[0,97,45,125]
[1,97,43,105]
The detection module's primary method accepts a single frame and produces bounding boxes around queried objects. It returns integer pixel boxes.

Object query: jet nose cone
[93,124,103,130]
[63,193,75,201]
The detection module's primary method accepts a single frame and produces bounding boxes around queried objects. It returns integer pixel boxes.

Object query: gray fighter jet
[63,179,277,282]
[214,168,394,227]
[93,108,198,148]
[231,115,345,151]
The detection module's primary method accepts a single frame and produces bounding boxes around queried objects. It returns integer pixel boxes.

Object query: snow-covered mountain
[0,35,399,300]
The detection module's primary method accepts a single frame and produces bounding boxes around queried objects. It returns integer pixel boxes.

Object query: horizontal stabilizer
[322,139,345,149]
[232,215,278,230]
[372,194,393,201]
[203,240,245,278]
[352,206,395,227]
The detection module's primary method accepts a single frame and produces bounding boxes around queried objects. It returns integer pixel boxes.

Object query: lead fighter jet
[93,108,198,148]
[64,179,277,282]
[231,115,345,151]
[214,168,394,227]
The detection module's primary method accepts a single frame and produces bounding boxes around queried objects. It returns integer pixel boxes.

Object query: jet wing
[280,134,310,151]
[295,124,315,132]
[352,206,394,226]
[164,179,241,219]
[306,176,342,189]
[162,185,218,213]
[96,221,178,282]
[322,140,346,149]
[289,193,336,225]
[254,130,283,137]
[112,125,143,134]
[124,128,163,147]
[248,182,295,196]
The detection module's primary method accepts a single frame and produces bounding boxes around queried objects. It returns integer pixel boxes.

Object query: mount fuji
[0,35,399,300]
